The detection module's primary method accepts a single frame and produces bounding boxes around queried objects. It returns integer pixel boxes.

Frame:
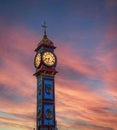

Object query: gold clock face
[34,53,41,68]
[42,52,56,66]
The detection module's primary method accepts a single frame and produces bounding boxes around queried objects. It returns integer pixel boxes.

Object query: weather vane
[42,21,47,36]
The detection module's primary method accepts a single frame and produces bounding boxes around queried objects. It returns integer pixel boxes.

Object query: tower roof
[38,34,54,46]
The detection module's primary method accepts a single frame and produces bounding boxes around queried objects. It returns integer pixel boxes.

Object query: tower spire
[42,21,47,36]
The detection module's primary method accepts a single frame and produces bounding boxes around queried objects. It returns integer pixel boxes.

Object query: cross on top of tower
[42,21,47,36]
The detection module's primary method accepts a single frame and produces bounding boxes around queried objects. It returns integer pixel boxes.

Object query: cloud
[0,23,37,129]
[56,78,117,128]
[54,19,117,130]
[105,0,117,8]
[94,18,117,96]
[0,116,34,130]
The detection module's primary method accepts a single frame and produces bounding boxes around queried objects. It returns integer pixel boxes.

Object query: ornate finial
[42,21,47,36]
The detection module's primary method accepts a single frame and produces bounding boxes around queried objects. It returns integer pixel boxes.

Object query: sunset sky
[0,0,117,130]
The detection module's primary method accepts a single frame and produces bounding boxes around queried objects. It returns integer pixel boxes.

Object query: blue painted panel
[38,81,42,99]
[44,80,53,99]
[44,105,54,125]
[37,105,42,125]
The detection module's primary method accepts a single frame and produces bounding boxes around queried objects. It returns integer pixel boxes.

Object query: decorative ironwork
[45,84,52,95]
[45,109,53,120]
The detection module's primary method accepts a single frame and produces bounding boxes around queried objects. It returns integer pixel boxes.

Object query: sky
[0,0,117,130]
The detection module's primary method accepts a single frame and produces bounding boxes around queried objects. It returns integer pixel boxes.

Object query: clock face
[42,52,56,66]
[34,53,41,68]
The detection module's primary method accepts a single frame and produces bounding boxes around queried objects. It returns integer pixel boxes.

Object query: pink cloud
[0,24,37,129]
[55,75,117,129]
[56,44,99,79]
[105,0,117,8]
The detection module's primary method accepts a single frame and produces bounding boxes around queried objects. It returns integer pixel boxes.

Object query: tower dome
[38,34,54,47]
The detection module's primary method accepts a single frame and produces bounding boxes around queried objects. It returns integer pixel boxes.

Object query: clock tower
[34,23,58,130]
